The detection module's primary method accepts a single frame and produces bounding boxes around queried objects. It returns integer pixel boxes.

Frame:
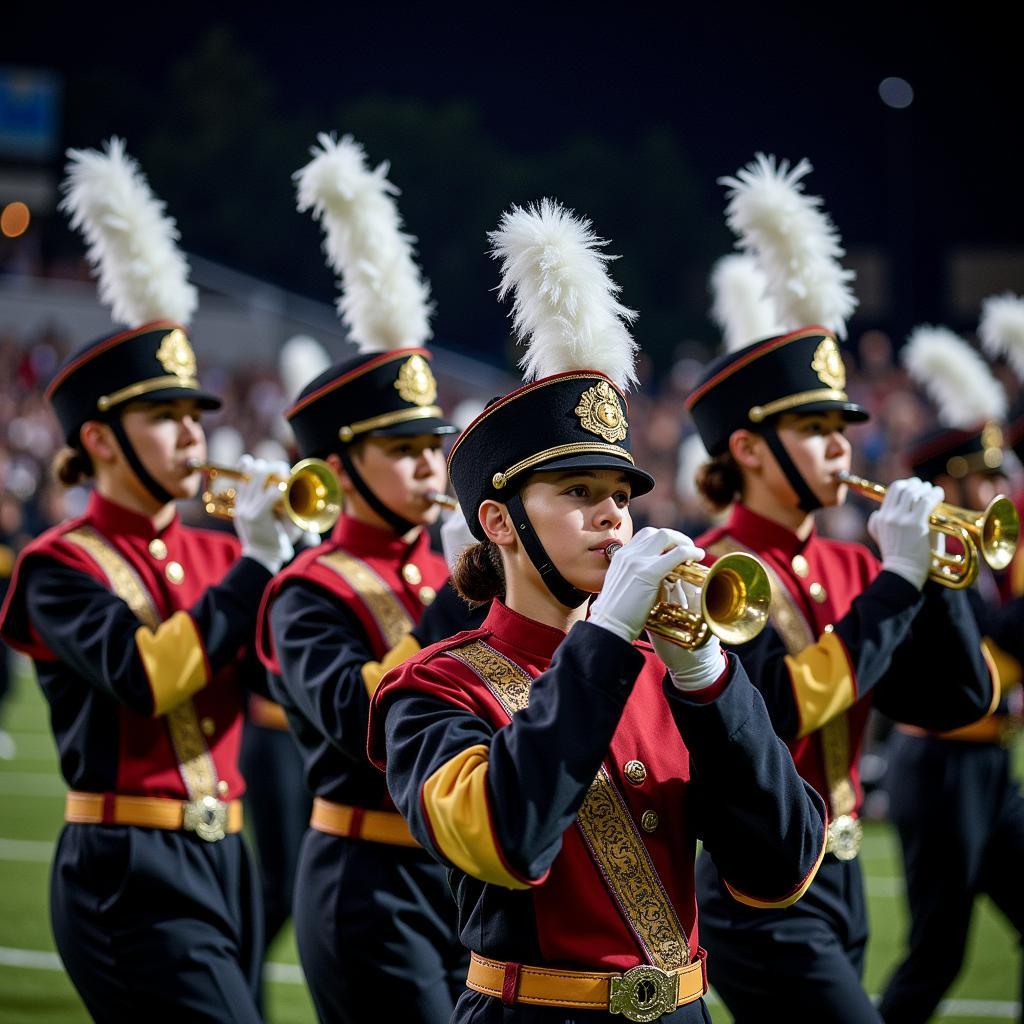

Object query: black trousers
[696,849,881,1022]
[293,828,468,1024]
[51,824,264,1023]
[879,731,1024,1023]
[239,720,310,945]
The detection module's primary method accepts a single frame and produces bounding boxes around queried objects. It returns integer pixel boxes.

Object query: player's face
[119,399,207,502]
[351,434,448,527]
[520,469,634,593]
[772,410,852,509]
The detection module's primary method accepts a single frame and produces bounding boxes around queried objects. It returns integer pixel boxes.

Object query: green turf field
[0,663,1019,1023]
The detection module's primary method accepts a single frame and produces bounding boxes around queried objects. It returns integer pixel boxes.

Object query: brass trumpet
[189,458,342,534]
[837,470,1019,589]
[606,543,772,648]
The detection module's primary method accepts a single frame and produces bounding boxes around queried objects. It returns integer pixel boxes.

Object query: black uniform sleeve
[667,662,827,906]
[383,621,643,888]
[26,554,272,717]
[734,569,924,741]
[971,587,1024,666]
[872,584,996,728]
[410,581,488,648]
[267,580,382,763]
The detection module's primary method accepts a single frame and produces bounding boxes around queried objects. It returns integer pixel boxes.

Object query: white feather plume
[294,133,432,352]
[719,153,857,339]
[487,198,639,390]
[710,254,784,351]
[279,334,332,401]
[902,325,1007,426]
[60,137,197,327]
[979,292,1024,381]
[675,433,710,502]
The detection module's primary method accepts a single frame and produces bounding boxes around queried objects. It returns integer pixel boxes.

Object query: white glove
[588,527,704,644]
[440,503,476,571]
[866,477,944,590]
[233,455,296,574]
[648,580,728,691]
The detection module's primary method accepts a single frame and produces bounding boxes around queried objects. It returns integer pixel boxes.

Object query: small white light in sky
[879,77,914,110]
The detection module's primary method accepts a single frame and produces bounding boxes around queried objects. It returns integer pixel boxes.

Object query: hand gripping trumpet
[837,470,1020,589]
[605,542,772,648]
[188,458,342,534]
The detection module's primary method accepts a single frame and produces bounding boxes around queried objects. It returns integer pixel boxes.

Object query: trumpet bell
[978,495,1019,572]
[284,458,343,534]
[646,551,773,649]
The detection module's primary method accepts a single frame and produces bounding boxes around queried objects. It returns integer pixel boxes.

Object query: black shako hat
[286,348,456,458]
[909,422,1006,482]
[685,326,869,456]
[448,370,655,542]
[46,320,221,443]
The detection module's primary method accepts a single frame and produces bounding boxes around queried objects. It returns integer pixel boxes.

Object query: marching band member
[685,155,996,1022]
[878,322,1024,1023]
[255,135,466,1023]
[367,200,827,1024]
[0,140,295,1021]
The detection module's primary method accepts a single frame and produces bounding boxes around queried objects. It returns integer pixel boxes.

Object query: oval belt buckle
[608,965,677,1022]
[182,795,228,842]
[827,813,863,861]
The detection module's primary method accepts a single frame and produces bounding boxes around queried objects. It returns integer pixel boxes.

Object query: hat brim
[772,400,870,424]
[515,452,656,498]
[115,385,222,412]
[367,416,458,438]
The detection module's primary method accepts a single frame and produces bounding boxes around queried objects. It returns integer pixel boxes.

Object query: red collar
[86,490,181,543]
[331,513,425,560]
[723,503,816,561]
[483,600,570,661]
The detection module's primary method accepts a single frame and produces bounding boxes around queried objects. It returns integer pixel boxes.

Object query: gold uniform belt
[899,717,1022,747]
[65,791,242,843]
[466,951,706,1022]
[310,797,419,848]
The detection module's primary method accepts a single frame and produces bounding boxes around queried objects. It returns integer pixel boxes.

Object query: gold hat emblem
[811,336,846,390]
[576,380,628,443]
[394,354,437,407]
[156,329,197,380]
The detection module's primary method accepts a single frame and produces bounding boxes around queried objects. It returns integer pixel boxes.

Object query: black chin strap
[339,445,417,536]
[761,425,823,513]
[109,417,175,505]
[505,492,592,609]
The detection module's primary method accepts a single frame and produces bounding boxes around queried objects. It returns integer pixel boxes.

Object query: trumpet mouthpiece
[604,542,623,561]
[426,491,458,511]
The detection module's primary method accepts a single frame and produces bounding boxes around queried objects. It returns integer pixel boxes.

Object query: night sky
[2,4,1020,366]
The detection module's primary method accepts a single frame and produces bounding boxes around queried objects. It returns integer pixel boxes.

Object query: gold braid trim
[448,640,690,969]
[63,527,219,800]
[317,549,414,650]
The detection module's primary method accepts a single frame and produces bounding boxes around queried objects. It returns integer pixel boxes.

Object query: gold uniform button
[809,582,827,603]
[200,717,216,737]
[640,810,659,833]
[165,561,185,585]
[624,760,648,785]
[402,563,423,585]
[216,781,229,797]
[419,585,436,606]
[148,538,168,560]
[791,554,809,577]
